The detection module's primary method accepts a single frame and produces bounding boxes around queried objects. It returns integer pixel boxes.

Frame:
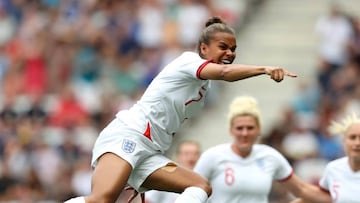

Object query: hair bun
[205,16,224,27]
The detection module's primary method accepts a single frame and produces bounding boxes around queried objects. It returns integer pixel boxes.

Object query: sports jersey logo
[256,158,265,171]
[122,139,136,153]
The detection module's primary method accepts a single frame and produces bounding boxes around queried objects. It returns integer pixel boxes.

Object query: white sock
[174,187,208,203]
[64,196,85,203]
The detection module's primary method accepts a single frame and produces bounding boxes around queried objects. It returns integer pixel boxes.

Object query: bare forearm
[300,185,331,203]
[220,64,268,81]
[200,63,297,82]
[283,176,331,203]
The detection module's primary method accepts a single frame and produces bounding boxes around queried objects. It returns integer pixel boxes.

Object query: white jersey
[116,51,211,152]
[319,157,360,203]
[194,143,293,203]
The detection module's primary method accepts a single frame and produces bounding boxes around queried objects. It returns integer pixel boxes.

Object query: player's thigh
[91,152,132,201]
[141,163,211,194]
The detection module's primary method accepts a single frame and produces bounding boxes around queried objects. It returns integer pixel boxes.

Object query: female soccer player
[65,16,297,203]
[193,96,331,203]
[291,113,360,203]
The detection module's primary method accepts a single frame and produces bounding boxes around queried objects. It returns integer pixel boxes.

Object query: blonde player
[291,113,360,203]
[194,96,330,203]
[64,16,297,203]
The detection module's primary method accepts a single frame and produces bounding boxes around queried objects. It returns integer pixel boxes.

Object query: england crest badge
[122,139,136,153]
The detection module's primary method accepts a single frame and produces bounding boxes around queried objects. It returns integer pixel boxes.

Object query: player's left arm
[280,174,331,203]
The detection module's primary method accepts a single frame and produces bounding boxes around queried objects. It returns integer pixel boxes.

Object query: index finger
[285,70,297,78]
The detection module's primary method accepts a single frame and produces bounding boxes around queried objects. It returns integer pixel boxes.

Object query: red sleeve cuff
[277,170,294,182]
[196,60,212,80]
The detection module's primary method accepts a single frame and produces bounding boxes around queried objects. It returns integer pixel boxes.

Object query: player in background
[145,140,201,203]
[194,96,331,203]
[64,16,297,203]
[291,113,360,203]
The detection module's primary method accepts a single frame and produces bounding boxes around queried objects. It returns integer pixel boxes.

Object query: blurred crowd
[0,0,261,202]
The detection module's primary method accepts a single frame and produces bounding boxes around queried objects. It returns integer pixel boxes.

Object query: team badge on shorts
[122,139,136,153]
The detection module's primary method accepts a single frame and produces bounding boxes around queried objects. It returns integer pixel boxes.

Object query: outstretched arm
[200,63,297,82]
[280,175,331,203]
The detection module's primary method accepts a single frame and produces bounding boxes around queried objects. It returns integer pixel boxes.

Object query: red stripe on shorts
[143,122,152,141]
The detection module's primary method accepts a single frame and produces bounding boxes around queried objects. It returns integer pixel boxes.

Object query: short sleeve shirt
[194,144,293,203]
[116,52,211,152]
[319,157,360,203]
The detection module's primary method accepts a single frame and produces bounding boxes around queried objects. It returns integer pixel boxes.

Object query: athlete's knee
[193,178,212,196]
[201,179,212,196]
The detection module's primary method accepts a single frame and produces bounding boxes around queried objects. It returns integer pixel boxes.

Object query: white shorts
[91,117,172,192]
